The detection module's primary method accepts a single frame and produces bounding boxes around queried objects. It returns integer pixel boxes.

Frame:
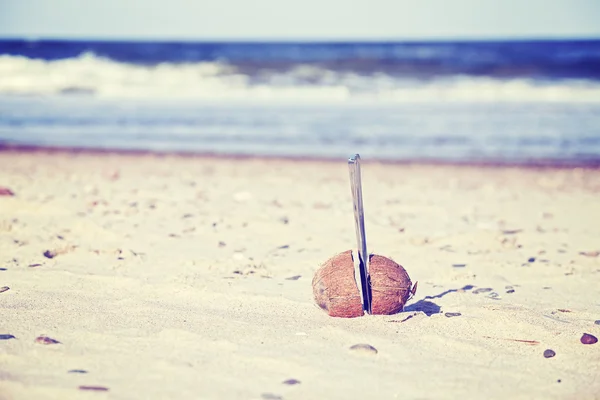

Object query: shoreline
[2,143,600,170]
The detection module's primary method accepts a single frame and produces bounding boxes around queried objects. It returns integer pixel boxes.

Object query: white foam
[1,53,599,103]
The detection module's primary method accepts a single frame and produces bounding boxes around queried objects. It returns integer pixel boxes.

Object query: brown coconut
[312,250,414,318]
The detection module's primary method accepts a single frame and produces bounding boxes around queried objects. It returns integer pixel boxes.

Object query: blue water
[1,39,600,164]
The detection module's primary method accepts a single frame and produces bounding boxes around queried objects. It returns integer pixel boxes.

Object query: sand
[0,149,599,400]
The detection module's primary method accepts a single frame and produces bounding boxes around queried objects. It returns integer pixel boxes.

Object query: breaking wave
[1,53,600,103]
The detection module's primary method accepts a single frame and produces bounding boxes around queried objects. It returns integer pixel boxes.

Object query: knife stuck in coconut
[312,154,417,318]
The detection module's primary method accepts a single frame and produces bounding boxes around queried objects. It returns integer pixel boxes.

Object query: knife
[348,154,371,314]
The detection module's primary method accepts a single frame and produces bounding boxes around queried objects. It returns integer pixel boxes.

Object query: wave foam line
[1,53,600,103]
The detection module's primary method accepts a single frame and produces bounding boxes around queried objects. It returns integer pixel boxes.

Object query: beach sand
[1,149,599,399]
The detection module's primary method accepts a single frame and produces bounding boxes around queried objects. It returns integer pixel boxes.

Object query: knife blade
[348,154,371,314]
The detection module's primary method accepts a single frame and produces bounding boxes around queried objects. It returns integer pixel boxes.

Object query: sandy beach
[0,149,599,400]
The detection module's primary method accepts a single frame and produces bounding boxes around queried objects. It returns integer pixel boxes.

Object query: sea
[1,39,600,165]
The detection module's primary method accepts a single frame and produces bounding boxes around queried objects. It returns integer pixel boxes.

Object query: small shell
[0,187,14,196]
[35,336,61,345]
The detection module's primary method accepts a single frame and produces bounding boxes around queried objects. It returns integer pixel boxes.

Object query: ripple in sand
[261,393,282,400]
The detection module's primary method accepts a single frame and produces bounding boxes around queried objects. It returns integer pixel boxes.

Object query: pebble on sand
[349,343,378,355]
[543,349,556,358]
[282,379,301,385]
[0,187,14,196]
[445,312,462,318]
[43,250,56,259]
[35,336,61,345]
[0,286,9,293]
[79,386,109,391]
[0,334,16,340]
[580,333,598,345]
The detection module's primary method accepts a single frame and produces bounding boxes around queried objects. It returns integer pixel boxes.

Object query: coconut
[312,250,414,318]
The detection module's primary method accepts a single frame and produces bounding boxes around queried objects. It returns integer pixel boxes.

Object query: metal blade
[348,154,371,314]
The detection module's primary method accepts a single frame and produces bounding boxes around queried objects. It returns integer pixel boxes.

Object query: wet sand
[1,149,599,399]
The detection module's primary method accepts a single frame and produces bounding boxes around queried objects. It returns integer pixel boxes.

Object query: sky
[0,0,599,40]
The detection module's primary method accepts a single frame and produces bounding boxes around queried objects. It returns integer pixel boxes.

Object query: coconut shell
[369,254,413,315]
[312,250,413,318]
[312,250,364,318]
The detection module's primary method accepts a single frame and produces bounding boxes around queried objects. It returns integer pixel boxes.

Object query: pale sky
[1,0,599,40]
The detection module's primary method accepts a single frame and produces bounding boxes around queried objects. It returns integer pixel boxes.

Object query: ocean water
[1,39,599,164]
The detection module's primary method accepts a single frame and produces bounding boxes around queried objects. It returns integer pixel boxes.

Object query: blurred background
[0,0,599,164]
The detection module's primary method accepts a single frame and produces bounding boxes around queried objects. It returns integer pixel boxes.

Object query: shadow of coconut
[403,284,476,316]
[403,300,441,316]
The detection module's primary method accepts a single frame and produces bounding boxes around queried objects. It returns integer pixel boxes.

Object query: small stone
[445,312,462,318]
[0,286,9,293]
[528,257,536,263]
[595,320,600,325]
[543,349,556,358]
[472,288,493,294]
[0,334,16,340]
[580,333,598,344]
[285,275,301,281]
[79,386,109,391]
[501,229,523,234]
[282,379,301,385]
[43,250,56,259]
[452,264,466,268]
[68,369,88,374]
[35,336,61,345]
[349,343,378,355]
[579,251,600,257]
[0,187,15,196]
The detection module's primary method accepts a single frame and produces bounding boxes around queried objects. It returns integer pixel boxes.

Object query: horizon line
[1,34,600,43]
